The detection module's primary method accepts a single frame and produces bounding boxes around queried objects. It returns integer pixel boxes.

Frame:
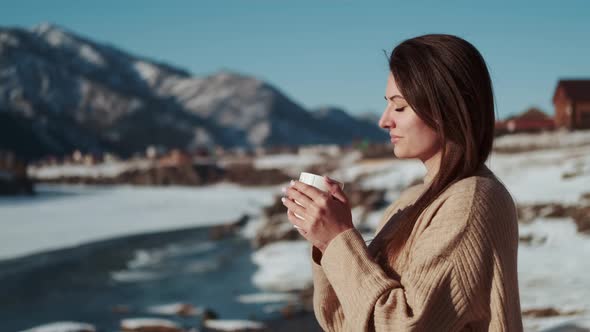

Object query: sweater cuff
[321,228,400,310]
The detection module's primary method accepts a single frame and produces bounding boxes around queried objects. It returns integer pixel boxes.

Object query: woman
[281,34,523,331]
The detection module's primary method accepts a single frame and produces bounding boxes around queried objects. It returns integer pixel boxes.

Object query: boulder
[209,214,250,240]
[253,213,300,248]
[522,307,583,318]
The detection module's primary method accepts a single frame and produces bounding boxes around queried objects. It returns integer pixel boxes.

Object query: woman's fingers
[283,197,307,222]
[285,183,315,209]
[286,208,308,233]
[290,181,330,205]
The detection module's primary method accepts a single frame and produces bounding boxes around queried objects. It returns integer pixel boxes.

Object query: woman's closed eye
[395,106,406,112]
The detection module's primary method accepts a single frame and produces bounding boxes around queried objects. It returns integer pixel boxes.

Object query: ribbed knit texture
[311,165,524,331]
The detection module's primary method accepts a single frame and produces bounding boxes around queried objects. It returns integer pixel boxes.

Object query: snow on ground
[352,159,425,190]
[253,153,324,175]
[251,240,313,292]
[537,318,590,332]
[488,145,590,204]
[0,182,281,261]
[494,129,590,150]
[19,321,96,332]
[251,149,362,179]
[519,218,590,332]
[235,292,298,304]
[120,318,180,330]
[28,159,154,179]
[146,302,203,316]
[364,208,392,231]
[332,143,590,205]
[203,319,265,331]
[239,215,268,240]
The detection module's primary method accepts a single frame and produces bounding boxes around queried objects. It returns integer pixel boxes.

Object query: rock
[120,318,183,332]
[278,303,305,319]
[347,187,388,210]
[517,202,590,234]
[146,303,202,317]
[209,214,250,240]
[517,202,585,220]
[253,214,300,248]
[262,195,287,217]
[0,150,35,196]
[202,308,219,321]
[517,205,539,224]
[120,163,224,186]
[358,143,396,159]
[223,162,291,186]
[522,307,583,318]
[0,176,34,195]
[519,233,547,246]
[111,304,133,314]
[301,160,340,178]
[571,206,590,234]
[297,285,315,312]
[36,162,225,187]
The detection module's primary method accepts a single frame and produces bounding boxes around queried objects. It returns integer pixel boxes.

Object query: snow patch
[251,240,311,292]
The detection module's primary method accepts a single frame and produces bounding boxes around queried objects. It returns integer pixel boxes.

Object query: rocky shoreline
[0,174,34,195]
[32,160,293,188]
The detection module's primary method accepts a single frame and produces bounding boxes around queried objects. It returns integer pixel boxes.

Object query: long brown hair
[372,34,496,267]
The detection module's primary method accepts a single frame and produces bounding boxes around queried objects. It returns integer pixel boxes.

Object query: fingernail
[281,187,287,193]
[281,197,286,203]
[290,180,295,186]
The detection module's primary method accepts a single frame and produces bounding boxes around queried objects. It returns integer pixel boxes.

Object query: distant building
[158,149,193,167]
[495,108,555,134]
[552,79,590,129]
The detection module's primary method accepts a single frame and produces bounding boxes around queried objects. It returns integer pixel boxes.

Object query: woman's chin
[393,146,415,159]
[393,145,405,158]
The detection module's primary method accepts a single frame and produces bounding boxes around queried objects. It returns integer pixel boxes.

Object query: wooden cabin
[552,79,590,129]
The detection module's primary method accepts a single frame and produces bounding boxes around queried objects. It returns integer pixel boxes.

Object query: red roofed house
[495,107,555,135]
[552,79,590,130]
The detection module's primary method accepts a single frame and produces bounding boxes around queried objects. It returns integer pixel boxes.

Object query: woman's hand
[281,176,354,253]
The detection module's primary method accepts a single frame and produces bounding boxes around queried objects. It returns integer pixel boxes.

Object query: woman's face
[379,73,440,162]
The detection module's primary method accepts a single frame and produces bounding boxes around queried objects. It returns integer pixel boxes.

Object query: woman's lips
[390,135,402,143]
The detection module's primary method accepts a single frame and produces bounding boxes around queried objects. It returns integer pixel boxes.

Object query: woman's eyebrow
[384,95,404,101]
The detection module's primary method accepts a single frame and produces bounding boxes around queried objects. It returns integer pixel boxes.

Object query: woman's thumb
[324,176,347,203]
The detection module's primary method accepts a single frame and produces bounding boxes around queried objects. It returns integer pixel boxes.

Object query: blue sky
[1,0,589,120]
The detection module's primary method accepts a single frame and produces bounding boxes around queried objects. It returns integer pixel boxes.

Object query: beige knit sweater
[311,165,523,331]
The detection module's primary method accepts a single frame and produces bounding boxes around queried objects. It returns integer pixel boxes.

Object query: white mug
[293,172,344,227]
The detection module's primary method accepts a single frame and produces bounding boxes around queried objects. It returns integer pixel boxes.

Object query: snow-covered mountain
[0,23,387,160]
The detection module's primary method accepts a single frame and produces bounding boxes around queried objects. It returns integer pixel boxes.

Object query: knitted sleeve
[318,190,503,331]
[311,200,403,331]
[311,245,345,332]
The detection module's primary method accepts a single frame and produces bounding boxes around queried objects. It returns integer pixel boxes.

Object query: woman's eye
[395,106,406,112]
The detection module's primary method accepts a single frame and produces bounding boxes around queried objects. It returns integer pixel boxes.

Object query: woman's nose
[379,109,395,129]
